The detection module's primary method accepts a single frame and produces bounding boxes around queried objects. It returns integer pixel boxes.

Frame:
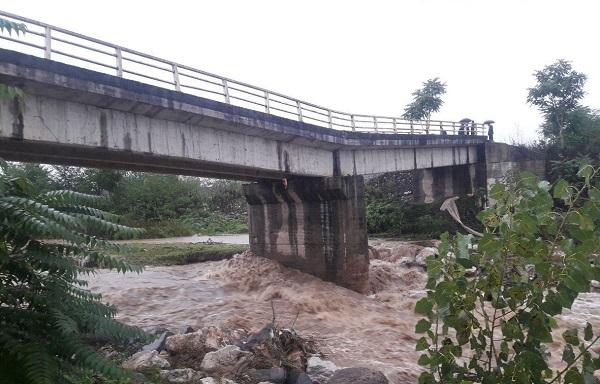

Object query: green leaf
[564,368,584,384]
[563,329,580,346]
[415,298,433,316]
[520,171,537,186]
[490,183,507,200]
[562,272,590,293]
[563,344,576,364]
[554,179,571,201]
[416,337,429,351]
[416,319,432,334]
[584,322,593,341]
[417,354,431,366]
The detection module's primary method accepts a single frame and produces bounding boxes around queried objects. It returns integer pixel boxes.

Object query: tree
[415,166,600,383]
[402,78,447,132]
[1,18,148,382]
[527,59,587,149]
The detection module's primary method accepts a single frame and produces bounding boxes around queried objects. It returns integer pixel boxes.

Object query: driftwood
[440,196,483,238]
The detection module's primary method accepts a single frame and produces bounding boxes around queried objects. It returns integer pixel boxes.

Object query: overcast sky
[3,1,599,143]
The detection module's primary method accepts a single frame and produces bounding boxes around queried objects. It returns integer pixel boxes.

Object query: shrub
[415,165,600,383]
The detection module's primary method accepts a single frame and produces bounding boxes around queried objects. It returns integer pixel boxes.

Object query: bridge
[0,11,544,293]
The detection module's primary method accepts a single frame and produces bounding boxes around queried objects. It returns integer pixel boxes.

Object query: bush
[415,166,600,383]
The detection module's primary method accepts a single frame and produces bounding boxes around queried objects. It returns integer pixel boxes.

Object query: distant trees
[527,59,587,149]
[9,163,248,237]
[402,77,447,131]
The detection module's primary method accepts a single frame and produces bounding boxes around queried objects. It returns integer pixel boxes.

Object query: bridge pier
[243,176,370,293]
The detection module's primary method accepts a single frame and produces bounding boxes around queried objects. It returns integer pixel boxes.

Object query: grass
[112,242,249,266]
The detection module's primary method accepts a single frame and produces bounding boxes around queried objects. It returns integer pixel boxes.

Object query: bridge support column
[243,176,370,293]
[412,164,484,203]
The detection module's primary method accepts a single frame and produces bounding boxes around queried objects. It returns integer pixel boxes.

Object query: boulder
[122,350,170,370]
[415,247,438,266]
[166,332,207,354]
[166,326,248,354]
[180,326,195,335]
[328,367,388,384]
[306,356,337,383]
[201,345,254,376]
[242,367,286,383]
[160,368,204,383]
[288,368,314,384]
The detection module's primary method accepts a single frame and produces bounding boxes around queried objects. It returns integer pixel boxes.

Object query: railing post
[264,91,271,114]
[351,115,356,132]
[392,118,397,134]
[172,63,181,92]
[296,101,303,122]
[115,48,123,77]
[328,109,333,129]
[44,26,52,59]
[452,122,456,135]
[222,79,231,104]
[410,121,414,134]
[439,121,443,135]
[373,116,378,133]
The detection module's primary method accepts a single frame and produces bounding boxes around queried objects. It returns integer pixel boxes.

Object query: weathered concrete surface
[411,142,545,203]
[0,48,487,180]
[243,176,370,293]
[484,142,546,191]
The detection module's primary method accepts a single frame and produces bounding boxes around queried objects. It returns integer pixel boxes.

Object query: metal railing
[0,11,489,136]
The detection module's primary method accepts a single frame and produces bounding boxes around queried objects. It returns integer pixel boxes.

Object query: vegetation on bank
[113,242,249,266]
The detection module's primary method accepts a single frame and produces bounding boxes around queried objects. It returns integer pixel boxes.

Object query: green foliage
[0,17,27,35]
[416,166,600,383]
[402,77,447,126]
[0,159,149,383]
[528,60,587,148]
[115,242,249,266]
[366,195,482,238]
[0,17,27,101]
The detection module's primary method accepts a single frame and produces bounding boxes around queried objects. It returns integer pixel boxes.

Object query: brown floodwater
[86,240,600,383]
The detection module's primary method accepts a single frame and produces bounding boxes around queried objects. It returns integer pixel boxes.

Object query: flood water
[86,239,600,383]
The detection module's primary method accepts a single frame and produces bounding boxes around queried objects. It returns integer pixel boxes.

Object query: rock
[201,378,217,384]
[166,326,248,354]
[415,247,438,266]
[166,331,207,354]
[242,324,274,351]
[242,367,286,383]
[306,356,337,383]
[328,367,388,384]
[180,326,195,335]
[122,350,171,370]
[142,331,174,352]
[201,345,254,376]
[160,368,204,383]
[288,368,314,384]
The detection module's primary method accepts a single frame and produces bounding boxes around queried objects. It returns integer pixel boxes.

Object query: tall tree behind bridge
[527,59,587,149]
[402,77,447,132]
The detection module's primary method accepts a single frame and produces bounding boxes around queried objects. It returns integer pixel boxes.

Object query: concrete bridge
[0,12,545,293]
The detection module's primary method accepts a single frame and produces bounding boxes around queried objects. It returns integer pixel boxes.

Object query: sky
[2,1,599,143]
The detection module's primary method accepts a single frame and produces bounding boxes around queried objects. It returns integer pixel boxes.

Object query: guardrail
[0,11,490,136]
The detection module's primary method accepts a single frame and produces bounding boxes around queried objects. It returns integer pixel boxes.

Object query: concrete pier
[243,176,370,293]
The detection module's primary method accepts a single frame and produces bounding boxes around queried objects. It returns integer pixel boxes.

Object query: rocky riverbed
[87,240,600,383]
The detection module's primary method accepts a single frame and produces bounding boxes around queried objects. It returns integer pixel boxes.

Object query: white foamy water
[86,241,600,383]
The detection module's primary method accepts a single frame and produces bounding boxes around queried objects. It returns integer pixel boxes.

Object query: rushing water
[86,239,600,383]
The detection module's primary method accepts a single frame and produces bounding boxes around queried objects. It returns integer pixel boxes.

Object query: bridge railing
[0,11,489,136]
